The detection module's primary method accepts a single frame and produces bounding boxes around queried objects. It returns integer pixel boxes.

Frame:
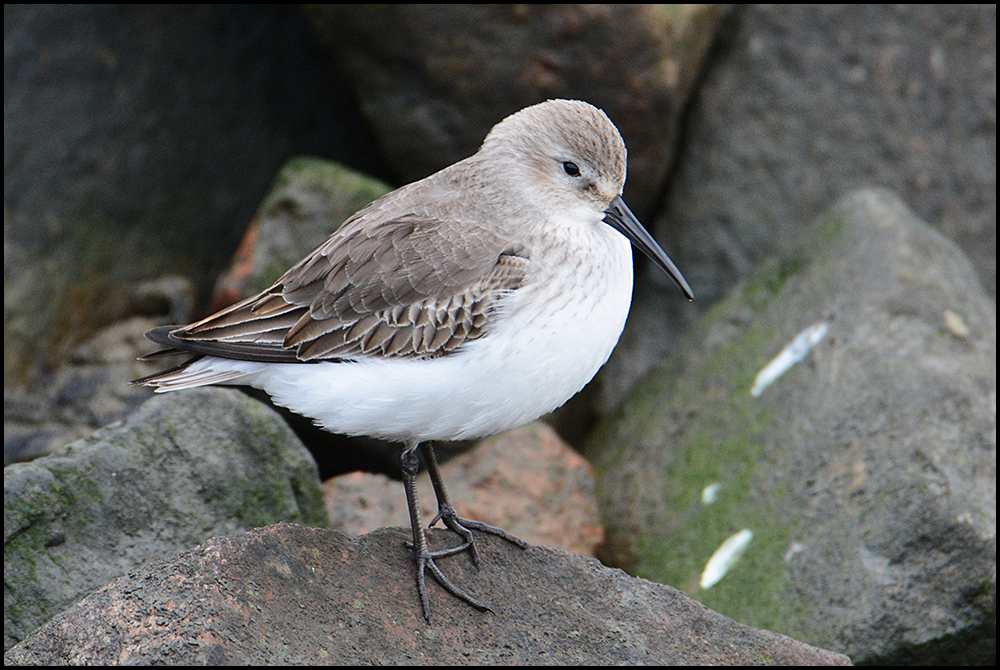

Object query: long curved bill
[604,195,694,300]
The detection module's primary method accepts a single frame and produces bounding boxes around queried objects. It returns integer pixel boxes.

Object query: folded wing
[142,213,531,365]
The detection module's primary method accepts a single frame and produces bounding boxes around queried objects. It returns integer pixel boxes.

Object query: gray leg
[400,441,491,621]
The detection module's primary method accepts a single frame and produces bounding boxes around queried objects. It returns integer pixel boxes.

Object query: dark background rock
[3,525,851,665]
[588,189,996,665]
[4,315,173,466]
[3,4,386,386]
[303,4,728,218]
[672,3,996,302]
[4,387,327,652]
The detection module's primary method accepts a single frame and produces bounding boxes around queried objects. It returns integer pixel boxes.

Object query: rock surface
[304,4,728,217]
[4,387,327,652]
[588,189,996,664]
[4,315,180,466]
[610,5,997,405]
[4,524,851,665]
[603,5,996,414]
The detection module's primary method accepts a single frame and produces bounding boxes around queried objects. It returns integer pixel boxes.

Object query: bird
[132,99,694,621]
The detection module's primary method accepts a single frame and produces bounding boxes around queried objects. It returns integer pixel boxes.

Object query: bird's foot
[403,505,530,620]
[411,534,494,620]
[400,443,529,620]
[427,502,529,567]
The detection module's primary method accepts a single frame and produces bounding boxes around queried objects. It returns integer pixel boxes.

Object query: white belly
[251,224,635,443]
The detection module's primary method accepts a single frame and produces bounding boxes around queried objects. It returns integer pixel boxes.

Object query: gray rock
[4,313,190,466]
[636,5,995,379]
[4,387,327,652]
[3,525,851,665]
[4,5,381,386]
[604,5,996,413]
[304,4,729,217]
[588,189,996,664]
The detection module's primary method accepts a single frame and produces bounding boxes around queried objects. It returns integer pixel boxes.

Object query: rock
[4,315,182,465]
[587,189,996,664]
[208,157,393,312]
[324,422,604,557]
[615,5,996,403]
[4,387,327,652]
[4,5,381,386]
[304,4,729,217]
[3,525,851,665]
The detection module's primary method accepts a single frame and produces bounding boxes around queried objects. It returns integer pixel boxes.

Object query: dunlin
[134,99,693,621]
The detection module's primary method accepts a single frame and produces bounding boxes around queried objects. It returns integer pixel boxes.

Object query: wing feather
[146,213,530,363]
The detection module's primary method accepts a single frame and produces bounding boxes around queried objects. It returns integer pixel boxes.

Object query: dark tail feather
[138,348,185,361]
[130,357,203,386]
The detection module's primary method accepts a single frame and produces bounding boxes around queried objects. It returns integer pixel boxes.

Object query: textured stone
[589,189,996,664]
[4,525,851,665]
[4,387,327,651]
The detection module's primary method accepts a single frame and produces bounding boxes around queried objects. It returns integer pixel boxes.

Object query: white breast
[241,219,635,443]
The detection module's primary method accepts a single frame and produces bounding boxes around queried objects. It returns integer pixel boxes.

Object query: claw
[414,544,493,621]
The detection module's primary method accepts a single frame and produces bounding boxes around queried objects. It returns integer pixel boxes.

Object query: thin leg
[400,441,491,621]
[419,443,530,566]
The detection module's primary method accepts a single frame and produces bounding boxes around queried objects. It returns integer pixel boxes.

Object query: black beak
[604,195,694,300]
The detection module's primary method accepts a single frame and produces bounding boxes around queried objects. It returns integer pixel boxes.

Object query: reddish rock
[324,422,604,557]
[5,525,852,665]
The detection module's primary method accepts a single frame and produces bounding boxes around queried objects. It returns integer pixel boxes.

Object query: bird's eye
[562,161,581,177]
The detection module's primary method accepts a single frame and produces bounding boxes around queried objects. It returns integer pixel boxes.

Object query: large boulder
[588,189,995,664]
[4,525,850,665]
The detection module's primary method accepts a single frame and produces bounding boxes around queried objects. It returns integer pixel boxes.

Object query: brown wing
[148,214,530,362]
